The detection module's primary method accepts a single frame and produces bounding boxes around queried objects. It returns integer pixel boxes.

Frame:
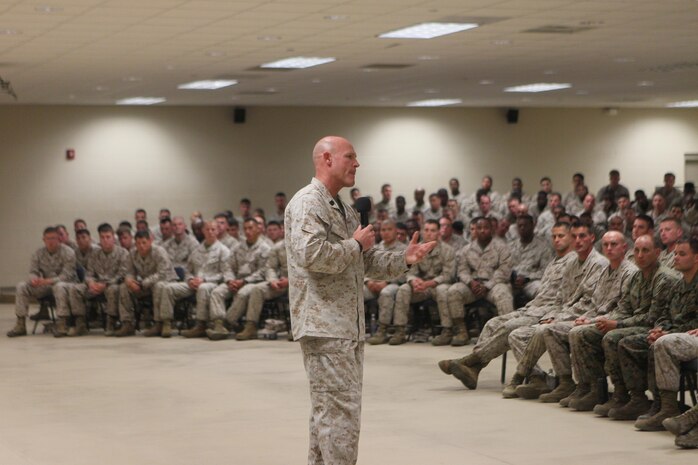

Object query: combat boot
[608,391,651,420]
[635,390,681,431]
[207,319,230,341]
[540,375,576,403]
[114,320,135,337]
[431,327,453,346]
[676,425,698,449]
[438,352,482,375]
[7,317,27,338]
[367,324,390,345]
[160,320,172,338]
[182,320,207,338]
[104,316,117,337]
[561,382,590,408]
[637,395,661,421]
[569,384,600,411]
[142,321,163,337]
[593,389,630,417]
[664,405,698,436]
[53,317,68,338]
[388,326,407,345]
[236,321,258,341]
[451,362,483,390]
[450,318,470,347]
[67,316,88,337]
[502,373,526,398]
[514,375,551,400]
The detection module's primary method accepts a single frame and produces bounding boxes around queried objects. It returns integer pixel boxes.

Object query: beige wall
[1,105,698,286]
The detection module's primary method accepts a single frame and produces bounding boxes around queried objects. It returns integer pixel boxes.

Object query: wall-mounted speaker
[506,108,519,124]
[234,107,246,124]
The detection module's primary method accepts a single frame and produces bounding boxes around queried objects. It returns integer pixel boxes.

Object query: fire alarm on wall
[66,148,75,160]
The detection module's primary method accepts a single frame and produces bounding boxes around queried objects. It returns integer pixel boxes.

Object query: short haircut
[381,219,396,228]
[74,218,86,227]
[573,172,585,181]
[571,221,593,235]
[117,226,132,237]
[676,238,698,254]
[135,208,146,215]
[552,221,571,231]
[470,216,485,226]
[159,217,172,225]
[136,219,149,229]
[159,208,171,214]
[97,223,114,234]
[43,226,58,235]
[381,183,391,191]
[660,217,682,229]
[617,193,630,200]
[424,219,439,228]
[540,176,551,183]
[439,216,452,224]
[134,230,151,240]
[275,192,286,197]
[517,214,534,224]
[267,220,281,228]
[75,229,90,238]
[665,172,675,178]
[240,198,251,206]
[56,224,67,232]
[243,217,259,225]
[214,212,228,220]
[452,221,464,234]
[118,221,132,230]
[635,214,654,230]
[396,222,407,230]
[428,193,438,199]
[609,169,620,177]
[549,192,562,201]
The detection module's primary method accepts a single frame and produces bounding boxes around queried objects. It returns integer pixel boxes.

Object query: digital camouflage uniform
[542,260,637,378]
[446,237,513,327]
[509,248,608,377]
[162,240,230,322]
[653,332,698,391]
[466,250,577,370]
[569,264,677,388]
[617,273,698,393]
[119,245,177,323]
[509,236,554,299]
[393,242,455,327]
[15,244,77,318]
[209,237,270,324]
[245,239,290,325]
[68,245,129,319]
[286,178,408,465]
[363,240,407,326]
[163,234,199,269]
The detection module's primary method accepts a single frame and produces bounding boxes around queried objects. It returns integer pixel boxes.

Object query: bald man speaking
[285,136,435,465]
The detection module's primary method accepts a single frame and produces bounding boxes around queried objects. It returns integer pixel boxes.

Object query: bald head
[312,135,359,197]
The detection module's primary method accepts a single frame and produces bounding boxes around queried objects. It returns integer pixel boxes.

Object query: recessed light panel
[504,83,572,93]
[667,100,698,108]
[379,22,478,39]
[116,97,166,105]
[407,98,462,107]
[178,80,237,90]
[260,57,335,69]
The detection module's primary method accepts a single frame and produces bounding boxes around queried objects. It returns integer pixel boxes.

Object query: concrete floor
[0,303,694,465]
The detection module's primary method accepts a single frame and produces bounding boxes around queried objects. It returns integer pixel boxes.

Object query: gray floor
[0,304,694,465]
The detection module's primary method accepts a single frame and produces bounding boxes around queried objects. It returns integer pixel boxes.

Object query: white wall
[1,105,698,286]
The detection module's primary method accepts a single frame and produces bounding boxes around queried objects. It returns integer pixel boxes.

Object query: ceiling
[1,0,698,108]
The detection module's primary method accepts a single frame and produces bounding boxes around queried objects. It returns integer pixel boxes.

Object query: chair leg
[501,351,507,384]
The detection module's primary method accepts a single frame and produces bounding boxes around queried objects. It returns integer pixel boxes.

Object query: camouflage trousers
[363,284,399,326]
[617,333,656,392]
[509,323,549,378]
[654,333,698,391]
[471,311,539,366]
[248,282,288,323]
[446,282,514,326]
[68,283,120,318]
[300,337,363,465]
[118,282,167,322]
[15,281,67,318]
[162,282,219,322]
[569,325,647,388]
[541,321,575,377]
[393,283,449,327]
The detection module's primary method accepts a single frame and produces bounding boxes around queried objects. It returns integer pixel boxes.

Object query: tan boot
[182,320,207,338]
[104,316,117,337]
[7,317,27,338]
[142,321,163,337]
[561,382,590,408]
[451,362,483,390]
[388,326,407,345]
[114,320,135,337]
[367,324,390,345]
[635,390,681,431]
[431,327,453,346]
[514,374,551,400]
[502,373,526,398]
[53,317,68,338]
[569,384,600,411]
[450,318,470,346]
[540,375,576,403]
[608,391,651,420]
[676,425,698,449]
[160,320,172,338]
[235,321,258,341]
[664,405,698,436]
[593,389,630,417]
[207,320,230,341]
[67,316,88,337]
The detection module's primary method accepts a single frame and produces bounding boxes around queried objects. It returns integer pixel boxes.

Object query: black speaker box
[234,107,246,124]
[506,108,519,124]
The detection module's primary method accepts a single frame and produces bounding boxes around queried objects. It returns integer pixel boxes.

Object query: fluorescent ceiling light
[379,22,478,39]
[667,100,698,108]
[407,99,462,107]
[178,79,237,90]
[504,83,572,93]
[116,97,166,105]
[261,57,335,69]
